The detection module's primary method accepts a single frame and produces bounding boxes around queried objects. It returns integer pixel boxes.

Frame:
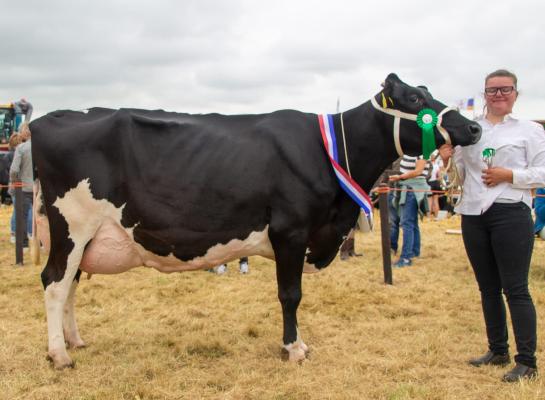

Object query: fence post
[378,183,392,285]
[15,184,24,265]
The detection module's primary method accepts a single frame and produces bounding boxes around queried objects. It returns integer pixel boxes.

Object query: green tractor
[0,103,16,150]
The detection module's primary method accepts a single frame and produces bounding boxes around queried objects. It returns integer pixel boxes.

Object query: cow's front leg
[270,232,309,362]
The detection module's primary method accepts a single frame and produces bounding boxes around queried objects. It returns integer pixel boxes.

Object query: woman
[450,69,545,382]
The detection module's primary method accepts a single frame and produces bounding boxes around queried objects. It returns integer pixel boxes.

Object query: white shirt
[454,115,545,215]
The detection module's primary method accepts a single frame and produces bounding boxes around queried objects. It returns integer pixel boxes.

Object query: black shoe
[468,351,510,367]
[502,363,537,382]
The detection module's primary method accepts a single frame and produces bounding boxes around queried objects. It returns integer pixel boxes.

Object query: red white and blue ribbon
[318,114,373,216]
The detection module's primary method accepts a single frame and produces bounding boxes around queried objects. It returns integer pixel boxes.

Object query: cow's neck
[330,100,399,193]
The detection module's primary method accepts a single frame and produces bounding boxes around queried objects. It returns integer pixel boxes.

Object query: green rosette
[482,148,496,158]
[482,148,496,168]
[416,108,438,159]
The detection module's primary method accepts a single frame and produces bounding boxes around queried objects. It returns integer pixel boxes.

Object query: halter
[370,95,457,157]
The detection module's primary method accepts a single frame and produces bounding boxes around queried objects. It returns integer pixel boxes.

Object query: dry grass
[1,205,544,399]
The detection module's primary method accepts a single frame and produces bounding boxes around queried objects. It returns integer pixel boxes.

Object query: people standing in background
[388,154,430,268]
[9,123,33,247]
[446,69,545,382]
[0,134,21,206]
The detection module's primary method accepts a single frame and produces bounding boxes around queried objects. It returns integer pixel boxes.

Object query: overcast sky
[2,0,544,120]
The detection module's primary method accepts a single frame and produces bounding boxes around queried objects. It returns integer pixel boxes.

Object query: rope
[371,186,545,198]
[440,157,463,206]
[0,182,33,189]
[339,113,352,178]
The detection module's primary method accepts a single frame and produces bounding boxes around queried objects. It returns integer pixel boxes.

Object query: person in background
[9,123,33,248]
[0,134,21,206]
[426,150,443,219]
[534,188,545,240]
[446,69,545,382]
[7,133,23,241]
[211,257,249,275]
[12,99,33,131]
[388,154,430,267]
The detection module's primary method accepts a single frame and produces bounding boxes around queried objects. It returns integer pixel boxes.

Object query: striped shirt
[399,154,429,178]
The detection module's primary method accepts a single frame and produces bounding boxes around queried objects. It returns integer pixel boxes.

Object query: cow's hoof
[283,342,309,362]
[64,330,86,349]
[289,347,307,362]
[67,339,86,349]
[47,350,75,370]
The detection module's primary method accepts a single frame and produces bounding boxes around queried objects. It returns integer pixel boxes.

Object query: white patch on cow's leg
[283,328,309,362]
[45,246,86,369]
[63,280,85,349]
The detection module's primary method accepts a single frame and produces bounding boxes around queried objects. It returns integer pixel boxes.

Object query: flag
[457,98,475,111]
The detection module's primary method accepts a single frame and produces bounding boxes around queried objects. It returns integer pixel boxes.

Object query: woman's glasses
[484,86,516,96]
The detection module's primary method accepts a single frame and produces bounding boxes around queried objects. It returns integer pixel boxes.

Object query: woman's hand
[389,174,402,182]
[482,167,513,187]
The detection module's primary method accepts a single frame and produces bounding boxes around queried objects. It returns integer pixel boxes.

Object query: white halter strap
[370,96,455,157]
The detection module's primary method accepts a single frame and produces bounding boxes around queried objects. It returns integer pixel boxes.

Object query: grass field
[1,205,544,400]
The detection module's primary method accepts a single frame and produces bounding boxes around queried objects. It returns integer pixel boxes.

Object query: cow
[30,73,481,369]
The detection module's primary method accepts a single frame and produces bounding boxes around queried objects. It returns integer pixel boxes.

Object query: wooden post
[15,185,24,265]
[378,183,392,285]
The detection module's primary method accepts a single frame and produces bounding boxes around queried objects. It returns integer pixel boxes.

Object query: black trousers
[461,202,536,368]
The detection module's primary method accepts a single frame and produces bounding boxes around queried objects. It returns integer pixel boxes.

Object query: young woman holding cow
[444,69,545,382]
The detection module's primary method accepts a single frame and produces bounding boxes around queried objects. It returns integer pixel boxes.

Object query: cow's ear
[382,73,401,95]
[384,73,401,88]
[382,73,402,97]
[417,85,434,99]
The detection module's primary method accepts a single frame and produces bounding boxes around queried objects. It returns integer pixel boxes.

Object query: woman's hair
[485,69,518,89]
[8,133,22,151]
[19,122,30,141]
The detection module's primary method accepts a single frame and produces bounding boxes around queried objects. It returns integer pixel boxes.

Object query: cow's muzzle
[468,123,482,144]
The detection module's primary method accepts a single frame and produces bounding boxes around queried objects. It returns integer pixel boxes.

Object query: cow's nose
[468,123,482,142]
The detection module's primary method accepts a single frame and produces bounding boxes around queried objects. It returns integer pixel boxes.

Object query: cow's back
[31,107,336,270]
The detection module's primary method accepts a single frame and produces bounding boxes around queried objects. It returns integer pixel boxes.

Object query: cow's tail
[30,179,42,265]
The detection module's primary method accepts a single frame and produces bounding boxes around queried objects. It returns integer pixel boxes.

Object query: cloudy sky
[2,0,545,120]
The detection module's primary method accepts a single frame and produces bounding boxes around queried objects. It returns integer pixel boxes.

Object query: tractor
[0,103,17,151]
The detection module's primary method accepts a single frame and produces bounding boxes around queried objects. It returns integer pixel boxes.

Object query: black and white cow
[31,74,481,369]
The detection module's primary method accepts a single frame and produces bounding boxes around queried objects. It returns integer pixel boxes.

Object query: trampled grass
[0,205,544,399]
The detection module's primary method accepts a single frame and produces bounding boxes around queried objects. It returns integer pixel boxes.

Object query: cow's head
[374,73,481,157]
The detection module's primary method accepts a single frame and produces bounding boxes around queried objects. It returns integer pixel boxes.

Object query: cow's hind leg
[42,237,87,369]
[63,271,85,349]
[270,231,309,362]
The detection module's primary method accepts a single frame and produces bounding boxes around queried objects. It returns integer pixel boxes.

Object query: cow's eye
[408,94,419,103]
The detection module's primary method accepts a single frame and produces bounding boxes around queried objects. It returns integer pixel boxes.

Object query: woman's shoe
[468,351,510,367]
[502,363,537,382]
